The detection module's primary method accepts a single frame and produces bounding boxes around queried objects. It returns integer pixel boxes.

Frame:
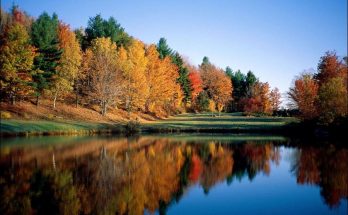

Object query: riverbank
[0,119,124,137]
[0,112,300,137]
[143,113,299,134]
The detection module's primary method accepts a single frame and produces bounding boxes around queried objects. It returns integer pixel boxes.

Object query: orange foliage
[145,45,180,115]
[188,68,203,100]
[118,40,149,112]
[316,52,343,85]
[270,87,281,111]
[243,82,272,114]
[200,64,232,112]
[289,73,319,119]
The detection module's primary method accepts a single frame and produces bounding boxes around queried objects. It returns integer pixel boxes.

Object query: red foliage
[189,154,202,182]
[188,70,203,100]
[12,8,26,25]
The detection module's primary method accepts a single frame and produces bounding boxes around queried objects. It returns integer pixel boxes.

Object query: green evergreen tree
[225,66,233,79]
[31,12,62,105]
[197,91,210,111]
[202,56,210,66]
[156,37,173,59]
[85,14,132,48]
[156,38,191,103]
[172,52,191,103]
[246,70,257,97]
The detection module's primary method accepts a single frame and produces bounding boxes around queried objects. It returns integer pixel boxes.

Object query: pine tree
[156,38,173,59]
[85,14,132,48]
[31,12,62,106]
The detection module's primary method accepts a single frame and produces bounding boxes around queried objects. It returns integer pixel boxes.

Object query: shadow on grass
[166,117,292,123]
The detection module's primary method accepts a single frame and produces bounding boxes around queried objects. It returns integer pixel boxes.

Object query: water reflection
[0,135,347,214]
[290,146,348,208]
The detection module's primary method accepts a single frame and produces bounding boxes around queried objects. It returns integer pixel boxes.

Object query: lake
[0,134,347,215]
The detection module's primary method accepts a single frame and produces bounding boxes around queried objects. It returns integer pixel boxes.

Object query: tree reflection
[291,146,348,207]
[1,136,345,214]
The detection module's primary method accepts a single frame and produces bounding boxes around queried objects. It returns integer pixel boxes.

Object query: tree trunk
[75,92,79,108]
[36,95,40,107]
[101,101,107,116]
[11,95,15,105]
[103,102,107,116]
[53,91,58,109]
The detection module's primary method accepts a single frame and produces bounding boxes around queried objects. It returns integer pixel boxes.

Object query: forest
[0,3,347,215]
[0,6,347,127]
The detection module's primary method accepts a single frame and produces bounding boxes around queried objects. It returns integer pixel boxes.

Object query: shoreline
[1,115,346,139]
[0,118,299,138]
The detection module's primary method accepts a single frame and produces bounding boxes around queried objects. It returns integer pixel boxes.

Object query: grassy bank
[0,119,123,137]
[143,112,299,133]
[1,112,299,137]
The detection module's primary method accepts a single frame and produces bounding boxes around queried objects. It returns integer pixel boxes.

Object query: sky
[2,0,347,98]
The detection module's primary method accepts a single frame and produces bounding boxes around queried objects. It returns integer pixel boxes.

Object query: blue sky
[2,0,347,97]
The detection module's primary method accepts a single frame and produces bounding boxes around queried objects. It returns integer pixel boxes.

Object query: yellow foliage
[51,23,82,105]
[118,40,149,111]
[0,111,12,119]
[208,100,216,112]
[208,142,216,156]
[0,23,36,99]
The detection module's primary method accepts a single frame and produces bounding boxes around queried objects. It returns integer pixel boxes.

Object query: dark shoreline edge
[1,121,346,140]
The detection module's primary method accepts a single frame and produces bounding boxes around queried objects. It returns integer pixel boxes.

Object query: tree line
[2,6,346,121]
[0,6,285,117]
[288,52,347,124]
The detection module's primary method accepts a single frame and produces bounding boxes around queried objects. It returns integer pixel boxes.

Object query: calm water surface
[0,135,347,215]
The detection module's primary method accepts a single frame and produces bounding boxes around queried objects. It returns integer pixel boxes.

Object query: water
[0,134,347,215]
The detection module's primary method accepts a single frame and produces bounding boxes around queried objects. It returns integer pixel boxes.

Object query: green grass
[143,112,299,132]
[0,112,299,136]
[0,119,122,136]
[144,133,288,142]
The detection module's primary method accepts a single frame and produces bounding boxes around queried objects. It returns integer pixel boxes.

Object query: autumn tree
[74,49,93,108]
[156,38,191,104]
[187,66,203,100]
[118,40,149,114]
[31,12,62,106]
[50,23,82,108]
[0,23,36,104]
[270,87,281,112]
[288,73,319,120]
[10,6,33,30]
[145,45,180,115]
[0,5,32,33]
[88,37,123,115]
[314,51,348,122]
[243,81,272,114]
[318,77,347,123]
[200,60,232,115]
[315,51,343,85]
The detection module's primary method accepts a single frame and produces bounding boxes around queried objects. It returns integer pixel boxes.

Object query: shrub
[125,119,140,135]
[47,114,54,120]
[0,111,12,119]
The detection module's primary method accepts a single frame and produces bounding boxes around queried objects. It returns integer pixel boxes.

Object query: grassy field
[0,119,122,136]
[143,112,299,133]
[0,112,299,136]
